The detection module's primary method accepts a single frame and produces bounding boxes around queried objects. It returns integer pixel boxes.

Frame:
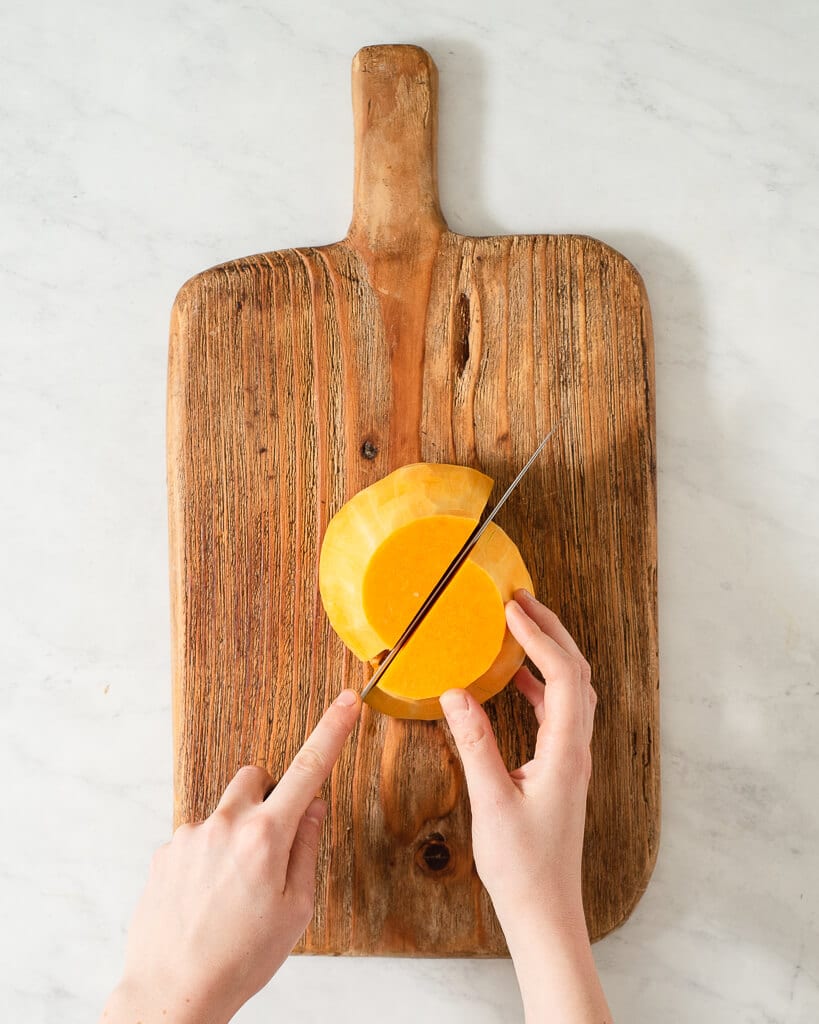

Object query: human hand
[440,590,610,1024]
[100,689,361,1024]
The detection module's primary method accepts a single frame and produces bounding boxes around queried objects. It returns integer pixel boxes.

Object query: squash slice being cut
[318,463,534,720]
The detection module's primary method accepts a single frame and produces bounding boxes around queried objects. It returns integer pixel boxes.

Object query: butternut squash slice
[318,463,534,720]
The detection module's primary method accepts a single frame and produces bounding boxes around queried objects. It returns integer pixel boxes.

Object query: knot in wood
[360,439,379,460]
[416,832,451,874]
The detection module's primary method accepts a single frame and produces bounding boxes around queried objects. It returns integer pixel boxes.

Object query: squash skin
[318,463,534,720]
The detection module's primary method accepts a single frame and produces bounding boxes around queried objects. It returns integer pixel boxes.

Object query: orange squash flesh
[362,515,506,700]
[318,463,534,720]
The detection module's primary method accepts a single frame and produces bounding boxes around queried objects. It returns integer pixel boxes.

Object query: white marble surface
[2,1,818,1021]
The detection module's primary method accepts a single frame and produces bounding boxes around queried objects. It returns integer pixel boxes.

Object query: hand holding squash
[440,591,611,1024]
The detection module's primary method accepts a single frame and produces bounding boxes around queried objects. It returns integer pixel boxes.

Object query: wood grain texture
[167,44,659,955]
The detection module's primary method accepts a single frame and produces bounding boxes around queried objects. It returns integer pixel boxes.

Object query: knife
[360,423,561,700]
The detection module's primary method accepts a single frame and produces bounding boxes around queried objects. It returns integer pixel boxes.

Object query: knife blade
[360,423,561,700]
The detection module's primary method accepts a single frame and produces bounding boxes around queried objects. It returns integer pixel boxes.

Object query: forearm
[100,976,232,1024]
[501,907,612,1024]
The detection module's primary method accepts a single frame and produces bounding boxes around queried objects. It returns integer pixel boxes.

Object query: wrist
[103,975,233,1024]
[497,904,610,1024]
[504,904,590,952]
[497,897,591,971]
[492,884,587,943]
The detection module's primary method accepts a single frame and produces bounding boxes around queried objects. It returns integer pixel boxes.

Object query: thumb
[285,797,327,897]
[439,690,516,808]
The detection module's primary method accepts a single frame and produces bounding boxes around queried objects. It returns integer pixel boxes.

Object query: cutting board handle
[348,45,447,250]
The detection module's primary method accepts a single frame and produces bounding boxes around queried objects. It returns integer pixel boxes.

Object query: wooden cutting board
[167,44,659,956]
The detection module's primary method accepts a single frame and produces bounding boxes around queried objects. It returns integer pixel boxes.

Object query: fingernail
[306,800,328,825]
[506,598,526,621]
[439,689,469,720]
[335,689,358,707]
[518,588,537,604]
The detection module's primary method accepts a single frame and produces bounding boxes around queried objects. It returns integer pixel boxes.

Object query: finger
[216,765,275,815]
[513,589,584,660]
[265,689,360,829]
[506,601,586,750]
[439,689,519,806]
[506,600,583,692]
[285,797,327,896]
[513,666,545,725]
[512,591,596,741]
[511,593,593,745]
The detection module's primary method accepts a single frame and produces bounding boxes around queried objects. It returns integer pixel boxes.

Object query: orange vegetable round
[318,463,534,719]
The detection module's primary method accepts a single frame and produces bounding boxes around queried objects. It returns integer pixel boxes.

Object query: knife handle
[348,44,447,251]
